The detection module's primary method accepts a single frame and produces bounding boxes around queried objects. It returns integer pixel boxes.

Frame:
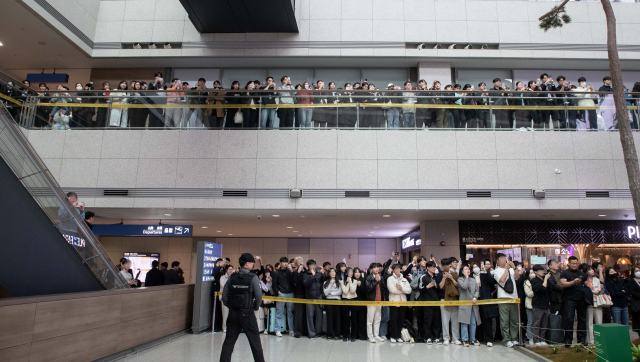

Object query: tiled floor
[120,332,538,362]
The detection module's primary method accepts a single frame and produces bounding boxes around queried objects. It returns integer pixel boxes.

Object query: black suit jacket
[145,268,164,287]
[629,278,640,313]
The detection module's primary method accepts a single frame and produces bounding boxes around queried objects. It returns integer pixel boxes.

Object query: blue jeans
[379,306,390,337]
[386,108,399,128]
[612,306,629,326]
[275,292,294,333]
[461,309,477,342]
[403,112,416,128]
[526,308,533,340]
[260,108,277,129]
[299,108,313,128]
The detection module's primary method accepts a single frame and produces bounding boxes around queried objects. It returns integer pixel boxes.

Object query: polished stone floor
[120,332,538,362]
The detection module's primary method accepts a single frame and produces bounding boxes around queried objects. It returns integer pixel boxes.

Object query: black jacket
[145,268,164,287]
[479,272,499,319]
[365,273,382,301]
[272,268,293,295]
[417,273,439,301]
[302,270,325,299]
[291,268,307,297]
[606,278,629,308]
[547,271,564,303]
[531,276,549,309]
[628,278,640,313]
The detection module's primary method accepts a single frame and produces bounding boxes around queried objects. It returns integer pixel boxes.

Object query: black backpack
[403,319,419,340]
[499,270,515,294]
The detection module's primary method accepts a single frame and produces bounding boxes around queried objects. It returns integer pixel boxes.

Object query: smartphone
[315,267,322,272]
[342,258,346,262]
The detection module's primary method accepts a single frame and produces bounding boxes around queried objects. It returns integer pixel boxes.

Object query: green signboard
[594,324,632,362]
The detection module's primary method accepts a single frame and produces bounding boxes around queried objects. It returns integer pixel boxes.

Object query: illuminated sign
[628,226,640,238]
[402,237,415,249]
[63,234,85,248]
[92,224,192,236]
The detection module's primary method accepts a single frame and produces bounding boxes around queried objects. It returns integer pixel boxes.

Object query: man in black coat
[164,261,184,285]
[272,257,294,336]
[302,259,325,339]
[291,257,307,338]
[478,259,499,346]
[144,260,164,286]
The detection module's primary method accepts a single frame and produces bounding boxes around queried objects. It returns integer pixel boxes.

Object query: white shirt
[493,267,518,299]
[120,270,133,282]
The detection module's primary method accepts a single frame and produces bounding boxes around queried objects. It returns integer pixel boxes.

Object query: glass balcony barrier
[2,88,638,131]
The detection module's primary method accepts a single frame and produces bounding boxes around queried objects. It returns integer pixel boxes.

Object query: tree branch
[538,0,571,20]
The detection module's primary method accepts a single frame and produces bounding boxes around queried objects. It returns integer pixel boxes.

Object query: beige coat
[524,279,534,309]
[574,86,597,107]
[341,279,358,299]
[387,274,412,302]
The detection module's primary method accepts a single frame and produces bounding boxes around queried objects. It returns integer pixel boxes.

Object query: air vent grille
[103,189,129,197]
[345,191,370,198]
[467,191,491,198]
[223,190,248,197]
[586,191,610,198]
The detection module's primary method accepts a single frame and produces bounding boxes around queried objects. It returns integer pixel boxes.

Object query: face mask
[473,268,480,275]
[517,266,522,271]
[611,274,618,279]
[635,272,640,279]
[76,86,83,90]
[580,82,587,87]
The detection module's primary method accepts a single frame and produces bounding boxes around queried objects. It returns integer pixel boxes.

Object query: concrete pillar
[420,220,460,264]
[418,62,453,86]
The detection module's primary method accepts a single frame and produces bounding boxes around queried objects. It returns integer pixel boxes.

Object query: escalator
[0,102,128,297]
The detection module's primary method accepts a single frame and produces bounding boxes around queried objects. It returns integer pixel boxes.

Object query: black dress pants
[389,306,406,340]
[294,300,305,337]
[422,306,442,341]
[341,303,358,339]
[325,304,341,338]
[277,108,294,128]
[563,299,587,344]
[356,306,368,340]
[220,308,265,362]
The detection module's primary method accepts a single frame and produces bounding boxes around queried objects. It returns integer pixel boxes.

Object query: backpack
[402,320,418,342]
[498,269,515,294]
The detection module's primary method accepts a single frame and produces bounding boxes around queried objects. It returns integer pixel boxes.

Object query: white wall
[26,129,636,212]
[46,0,100,40]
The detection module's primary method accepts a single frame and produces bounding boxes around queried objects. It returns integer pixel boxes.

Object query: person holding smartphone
[323,268,343,340]
[302,260,324,339]
[418,261,441,344]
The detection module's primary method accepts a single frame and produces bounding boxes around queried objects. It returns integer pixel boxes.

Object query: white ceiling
[89,207,636,238]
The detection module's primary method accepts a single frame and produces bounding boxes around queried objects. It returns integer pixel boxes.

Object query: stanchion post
[212,292,217,333]
[518,303,522,345]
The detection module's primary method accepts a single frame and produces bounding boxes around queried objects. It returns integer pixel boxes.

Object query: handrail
[0,103,129,290]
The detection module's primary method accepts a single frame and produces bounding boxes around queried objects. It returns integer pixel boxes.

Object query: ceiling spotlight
[448,44,457,49]
[272,215,280,217]
[201,226,208,229]
[293,231,298,233]
[228,234,233,236]
[464,44,473,49]
[492,215,500,218]
[417,43,426,50]
[481,44,489,49]
[300,215,305,218]
[148,44,157,49]
[298,235,302,236]
[433,44,442,49]
[164,214,171,216]
[0,42,4,46]
[164,44,172,49]
[287,227,293,229]
[217,230,222,233]
[383,215,391,218]
[373,226,379,229]
[133,43,142,49]
[598,215,606,217]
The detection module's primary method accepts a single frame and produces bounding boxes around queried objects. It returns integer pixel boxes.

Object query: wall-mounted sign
[92,224,192,237]
[628,226,640,238]
[402,237,415,249]
[63,234,85,248]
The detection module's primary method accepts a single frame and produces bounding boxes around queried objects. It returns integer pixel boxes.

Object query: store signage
[628,226,640,238]
[63,234,85,248]
[402,237,415,249]
[462,237,484,243]
[202,242,221,282]
[92,224,192,237]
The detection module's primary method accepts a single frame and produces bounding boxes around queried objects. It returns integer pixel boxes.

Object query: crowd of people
[213,252,640,348]
[117,259,186,287]
[3,73,639,130]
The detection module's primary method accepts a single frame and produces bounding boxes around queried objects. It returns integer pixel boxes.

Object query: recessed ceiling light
[201,226,208,229]
[272,215,280,217]
[298,235,302,236]
[598,215,606,217]
[383,215,391,218]
[373,227,379,229]
[287,227,293,229]
[164,213,171,216]
[301,215,305,218]
[216,231,222,233]
[228,234,233,236]
[491,215,500,217]
[0,43,3,46]
[293,231,298,233]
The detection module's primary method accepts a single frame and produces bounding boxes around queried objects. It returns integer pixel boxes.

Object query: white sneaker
[506,341,514,348]
[435,339,442,345]
[397,339,404,343]
[426,338,433,345]
[381,336,388,340]
[375,336,385,342]
[539,341,548,346]
[512,341,519,346]
[369,338,376,343]
[529,339,534,346]
[487,342,493,347]
[453,340,462,345]
[443,340,450,346]
[390,338,397,343]
[263,330,268,335]
[276,332,282,337]
[289,332,295,337]
[223,330,226,333]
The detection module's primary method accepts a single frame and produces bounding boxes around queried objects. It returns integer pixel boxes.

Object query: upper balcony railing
[3,87,639,131]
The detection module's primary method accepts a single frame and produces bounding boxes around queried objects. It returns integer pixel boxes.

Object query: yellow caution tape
[0,93,22,106]
[34,101,634,111]
[213,292,519,307]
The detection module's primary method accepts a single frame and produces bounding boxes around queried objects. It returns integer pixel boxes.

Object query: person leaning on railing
[574,77,598,130]
[242,81,259,128]
[205,80,225,129]
[147,73,167,128]
[225,81,243,129]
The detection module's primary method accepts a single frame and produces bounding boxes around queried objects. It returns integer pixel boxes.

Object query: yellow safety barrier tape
[212,292,519,307]
[0,93,22,106]
[35,102,634,111]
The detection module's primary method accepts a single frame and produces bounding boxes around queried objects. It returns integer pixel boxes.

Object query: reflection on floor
[119,332,538,362]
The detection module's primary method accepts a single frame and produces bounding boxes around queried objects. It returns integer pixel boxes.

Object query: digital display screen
[123,252,160,282]
[530,255,547,265]
[497,247,522,262]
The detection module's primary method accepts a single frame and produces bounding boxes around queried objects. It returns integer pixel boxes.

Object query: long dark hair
[336,262,347,278]
[633,82,640,93]
[323,268,339,289]
[343,267,353,285]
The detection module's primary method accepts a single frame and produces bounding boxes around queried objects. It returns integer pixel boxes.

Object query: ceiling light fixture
[228,234,233,236]
[373,226,379,229]
[217,230,222,233]
[293,231,298,233]
[492,215,500,217]
[272,215,280,217]
[0,42,3,46]
[383,215,391,218]
[287,227,293,229]
[164,214,171,216]
[201,226,208,229]
[598,215,606,217]
[298,235,302,236]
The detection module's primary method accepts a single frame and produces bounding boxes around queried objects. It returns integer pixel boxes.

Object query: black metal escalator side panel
[0,157,104,297]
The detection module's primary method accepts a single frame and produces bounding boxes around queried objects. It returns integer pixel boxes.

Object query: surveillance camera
[624,214,629,218]
[433,44,442,49]
[448,44,457,49]
[464,44,473,50]
[257,215,261,219]
[417,43,426,50]
[555,169,562,174]
[481,44,489,49]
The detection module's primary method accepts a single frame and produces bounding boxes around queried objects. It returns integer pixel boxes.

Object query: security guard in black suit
[220,253,265,362]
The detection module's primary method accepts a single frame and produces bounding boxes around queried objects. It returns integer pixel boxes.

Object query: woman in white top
[387,264,412,343]
[323,268,342,340]
[341,267,358,342]
[119,258,138,287]
[584,263,605,344]
[573,76,598,130]
[523,269,535,345]
[219,264,234,333]
[109,80,128,127]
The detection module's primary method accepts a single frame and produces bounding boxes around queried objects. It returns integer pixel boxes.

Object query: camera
[257,215,261,219]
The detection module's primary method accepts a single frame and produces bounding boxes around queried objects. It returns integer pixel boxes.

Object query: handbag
[400,328,412,342]
[595,294,614,307]
[233,110,243,124]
